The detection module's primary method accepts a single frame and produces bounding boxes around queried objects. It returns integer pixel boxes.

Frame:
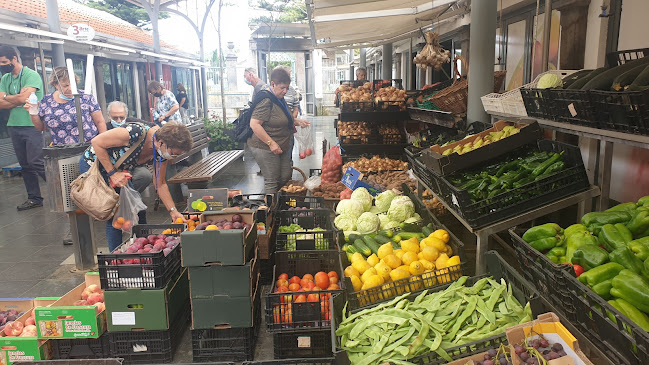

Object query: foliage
[249,0,307,25]
[79,0,169,27]
[203,114,238,152]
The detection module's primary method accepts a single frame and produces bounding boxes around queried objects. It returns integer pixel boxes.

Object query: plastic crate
[340,101,373,113]
[265,250,344,332]
[243,359,334,365]
[260,256,275,285]
[51,335,109,360]
[405,145,424,169]
[107,300,189,364]
[563,271,649,365]
[590,88,649,135]
[274,195,326,212]
[273,329,333,359]
[434,140,590,229]
[375,100,406,112]
[509,229,575,318]
[333,251,543,365]
[412,156,440,195]
[520,88,554,120]
[606,48,649,67]
[98,224,185,290]
[545,89,599,128]
[275,209,335,251]
[372,79,403,91]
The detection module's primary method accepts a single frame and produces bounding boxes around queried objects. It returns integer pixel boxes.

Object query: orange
[116,217,125,224]
[112,221,123,229]
[175,217,184,223]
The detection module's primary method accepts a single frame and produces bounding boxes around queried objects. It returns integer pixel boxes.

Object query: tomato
[289,276,301,285]
[295,294,307,303]
[276,279,289,288]
[306,281,316,290]
[328,271,339,279]
[288,283,301,292]
[573,264,585,277]
[329,276,338,285]
[315,272,330,290]
[277,286,289,293]
[302,274,314,282]
[278,273,289,281]
[273,305,281,323]
[300,278,312,288]
[307,293,319,302]
[327,283,340,290]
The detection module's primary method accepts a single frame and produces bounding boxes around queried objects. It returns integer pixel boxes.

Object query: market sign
[67,24,96,42]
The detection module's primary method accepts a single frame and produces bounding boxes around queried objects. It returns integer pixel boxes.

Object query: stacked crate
[181,211,260,363]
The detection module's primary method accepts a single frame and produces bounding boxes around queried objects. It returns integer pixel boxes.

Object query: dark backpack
[233,89,293,143]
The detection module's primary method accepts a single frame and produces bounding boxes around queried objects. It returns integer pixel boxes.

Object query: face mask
[244,78,252,86]
[111,119,125,128]
[59,92,74,101]
[153,92,163,97]
[157,142,172,160]
[0,63,14,74]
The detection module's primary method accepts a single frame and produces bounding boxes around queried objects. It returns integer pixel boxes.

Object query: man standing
[0,46,45,211]
[243,67,266,100]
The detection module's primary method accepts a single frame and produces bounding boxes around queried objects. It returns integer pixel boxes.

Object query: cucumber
[629,64,649,91]
[561,69,593,89]
[346,245,358,254]
[348,233,363,243]
[421,226,434,237]
[373,234,392,245]
[391,241,401,250]
[583,57,649,90]
[392,235,402,243]
[567,68,606,89]
[346,251,353,262]
[400,222,422,233]
[611,64,647,91]
[378,229,394,238]
[398,232,424,240]
[342,244,350,252]
[353,239,372,257]
[363,236,381,255]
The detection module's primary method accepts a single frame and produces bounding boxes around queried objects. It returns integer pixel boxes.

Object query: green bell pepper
[582,211,632,227]
[615,223,633,243]
[564,224,589,238]
[638,195,649,207]
[565,231,599,264]
[609,247,646,275]
[530,236,560,251]
[571,245,609,271]
[645,257,649,276]
[599,224,630,251]
[522,223,563,243]
[612,298,649,332]
[626,209,649,236]
[628,238,649,261]
[591,279,613,299]
[578,262,624,287]
[606,202,637,212]
[546,247,567,264]
[611,269,649,313]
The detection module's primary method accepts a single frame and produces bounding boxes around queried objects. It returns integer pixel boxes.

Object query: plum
[232,222,243,229]
[231,214,242,223]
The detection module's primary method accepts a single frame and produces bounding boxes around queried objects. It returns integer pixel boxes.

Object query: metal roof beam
[313,0,457,22]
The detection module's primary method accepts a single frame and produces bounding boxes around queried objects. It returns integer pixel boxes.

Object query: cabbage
[387,196,415,222]
[335,199,364,220]
[378,213,389,229]
[383,220,400,230]
[374,190,397,213]
[537,74,563,89]
[356,212,380,235]
[404,213,422,224]
[334,214,357,231]
[351,187,373,212]
[369,206,382,214]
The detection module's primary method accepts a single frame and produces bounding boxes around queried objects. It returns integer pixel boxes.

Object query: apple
[74,300,89,306]
[19,325,37,337]
[4,321,24,336]
[94,302,105,313]
[299,152,306,159]
[305,148,313,156]
[25,316,35,326]
[87,284,101,293]
[87,293,104,305]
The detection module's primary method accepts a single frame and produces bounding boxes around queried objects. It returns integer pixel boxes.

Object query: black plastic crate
[265,250,344,332]
[509,228,575,318]
[372,79,403,91]
[275,209,335,251]
[606,48,649,67]
[590,89,649,135]
[98,224,184,290]
[260,256,275,285]
[107,300,189,364]
[434,140,590,229]
[412,156,440,195]
[340,101,373,113]
[333,251,543,365]
[520,88,554,120]
[273,329,333,359]
[563,271,649,365]
[545,89,599,128]
[274,195,326,212]
[51,335,109,360]
[375,100,406,112]
[243,359,335,364]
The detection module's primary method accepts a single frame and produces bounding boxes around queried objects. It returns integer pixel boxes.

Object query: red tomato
[573,264,585,277]
[329,276,339,285]
[288,283,301,292]
[276,279,288,288]
[328,271,339,279]
[327,283,340,290]
[307,293,319,302]
[306,281,316,290]
[315,272,330,290]
[278,273,289,281]
[289,276,301,285]
[302,274,314,281]
[300,278,312,288]
[295,294,307,303]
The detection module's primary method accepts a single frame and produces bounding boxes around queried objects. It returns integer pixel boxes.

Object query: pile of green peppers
[520,195,649,332]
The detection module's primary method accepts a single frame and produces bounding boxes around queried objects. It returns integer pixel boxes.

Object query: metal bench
[167,149,244,188]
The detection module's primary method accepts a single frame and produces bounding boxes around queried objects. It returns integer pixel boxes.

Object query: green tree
[79,0,169,27]
[249,0,306,25]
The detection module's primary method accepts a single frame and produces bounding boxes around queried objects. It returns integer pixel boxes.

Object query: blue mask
[111,119,124,128]
[59,93,74,101]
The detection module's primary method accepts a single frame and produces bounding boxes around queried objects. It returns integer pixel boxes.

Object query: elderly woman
[147,80,181,126]
[25,67,106,144]
[247,66,310,194]
[79,120,193,252]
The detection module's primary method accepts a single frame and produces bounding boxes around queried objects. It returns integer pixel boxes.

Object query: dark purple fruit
[531,339,540,349]
[519,351,529,361]
[483,360,494,365]
[488,349,498,358]
[548,351,559,360]
[514,345,525,355]
[558,350,567,357]
[484,354,492,360]
[499,359,508,365]
[539,339,549,348]
[551,343,563,352]
[543,349,550,355]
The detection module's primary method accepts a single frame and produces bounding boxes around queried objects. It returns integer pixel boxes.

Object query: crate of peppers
[511,196,649,365]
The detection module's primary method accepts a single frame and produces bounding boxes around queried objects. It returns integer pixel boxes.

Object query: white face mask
[111,119,124,128]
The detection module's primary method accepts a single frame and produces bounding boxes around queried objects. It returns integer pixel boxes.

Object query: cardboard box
[34,273,107,339]
[189,250,259,298]
[104,268,189,332]
[421,121,541,176]
[258,233,270,259]
[0,298,58,365]
[506,312,594,365]
[181,211,257,267]
[190,275,260,329]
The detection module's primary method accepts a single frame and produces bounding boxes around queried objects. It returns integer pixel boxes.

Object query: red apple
[299,152,306,159]
[86,284,101,293]
[73,300,89,306]
[87,293,104,305]
[305,148,313,156]
[94,302,106,313]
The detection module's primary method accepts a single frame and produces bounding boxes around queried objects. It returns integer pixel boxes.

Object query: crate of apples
[72,284,106,314]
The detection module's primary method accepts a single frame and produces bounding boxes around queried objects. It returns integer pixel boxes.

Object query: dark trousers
[9,126,45,204]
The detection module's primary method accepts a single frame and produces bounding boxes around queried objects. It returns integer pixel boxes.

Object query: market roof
[309,0,468,48]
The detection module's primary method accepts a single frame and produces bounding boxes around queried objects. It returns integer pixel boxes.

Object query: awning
[309,0,467,49]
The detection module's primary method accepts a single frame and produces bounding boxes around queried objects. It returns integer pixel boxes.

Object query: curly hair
[270,66,291,85]
[147,80,163,93]
[49,67,80,88]
[157,123,193,152]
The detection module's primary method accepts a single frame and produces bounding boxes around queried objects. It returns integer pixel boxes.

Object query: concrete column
[225,42,238,91]
[382,44,393,80]
[200,43,209,116]
[359,48,367,69]
[45,0,65,67]
[395,53,402,79]
[467,0,497,124]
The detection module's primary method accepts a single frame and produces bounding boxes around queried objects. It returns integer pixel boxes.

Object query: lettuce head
[356,212,380,235]
[335,199,364,220]
[374,190,397,213]
[387,196,415,222]
[351,187,373,212]
[334,213,357,231]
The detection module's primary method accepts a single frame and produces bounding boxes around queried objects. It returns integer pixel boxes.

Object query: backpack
[234,89,294,143]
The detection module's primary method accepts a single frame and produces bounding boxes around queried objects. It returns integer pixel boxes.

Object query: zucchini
[373,234,392,245]
[378,229,394,238]
[398,232,424,240]
[363,236,381,255]
[582,57,649,90]
[353,239,372,257]
[346,251,353,262]
[629,64,649,91]
[348,233,363,243]
[342,244,351,252]
[400,222,422,233]
[346,245,358,254]
[567,68,606,89]
[561,69,593,89]
[611,64,647,91]
[421,225,434,237]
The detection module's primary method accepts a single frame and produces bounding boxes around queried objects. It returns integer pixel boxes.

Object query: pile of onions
[413,31,451,70]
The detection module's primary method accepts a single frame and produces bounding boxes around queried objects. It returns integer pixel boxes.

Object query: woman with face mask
[147,80,181,126]
[24,67,106,145]
[79,120,193,252]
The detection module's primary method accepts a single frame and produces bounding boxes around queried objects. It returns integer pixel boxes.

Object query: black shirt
[176,91,188,109]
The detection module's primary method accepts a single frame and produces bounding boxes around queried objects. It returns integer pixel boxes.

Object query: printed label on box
[112,312,136,326]
[297,336,312,348]
[188,189,228,212]
[342,167,363,190]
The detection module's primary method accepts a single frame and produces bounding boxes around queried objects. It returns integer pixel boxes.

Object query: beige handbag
[70,124,147,221]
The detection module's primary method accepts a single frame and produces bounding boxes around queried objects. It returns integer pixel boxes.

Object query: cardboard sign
[342,166,363,190]
[188,188,228,212]
[66,23,95,42]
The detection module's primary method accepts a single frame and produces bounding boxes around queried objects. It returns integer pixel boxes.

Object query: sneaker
[63,230,73,245]
[17,200,43,211]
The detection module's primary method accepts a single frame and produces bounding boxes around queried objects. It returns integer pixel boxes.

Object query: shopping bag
[112,185,147,233]
[321,145,342,184]
[295,125,314,159]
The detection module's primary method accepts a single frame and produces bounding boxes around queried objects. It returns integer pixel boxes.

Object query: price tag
[112,312,136,326]
[297,336,312,348]
[568,103,577,117]
[341,166,363,190]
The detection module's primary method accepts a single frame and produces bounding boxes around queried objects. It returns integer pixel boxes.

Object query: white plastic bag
[295,125,314,159]
[304,175,321,191]
[112,185,147,233]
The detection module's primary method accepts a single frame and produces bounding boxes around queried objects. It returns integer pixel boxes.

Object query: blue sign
[342,166,362,190]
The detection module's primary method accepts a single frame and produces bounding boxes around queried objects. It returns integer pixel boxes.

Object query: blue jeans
[79,157,147,252]
[9,127,46,204]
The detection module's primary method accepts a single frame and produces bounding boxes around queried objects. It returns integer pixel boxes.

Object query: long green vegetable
[336,276,532,364]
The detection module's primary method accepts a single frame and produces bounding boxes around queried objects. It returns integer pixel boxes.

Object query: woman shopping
[79,120,193,252]
[247,66,310,194]
[148,80,181,126]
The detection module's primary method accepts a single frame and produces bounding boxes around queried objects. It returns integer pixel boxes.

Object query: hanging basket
[430,56,469,115]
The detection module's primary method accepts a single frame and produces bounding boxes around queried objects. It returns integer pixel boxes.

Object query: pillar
[94,59,106,112]
[382,44,393,80]
[467,0,497,124]
[225,42,238,91]
[45,0,65,67]
[359,48,367,69]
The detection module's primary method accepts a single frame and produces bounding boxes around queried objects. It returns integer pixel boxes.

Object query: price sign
[67,24,96,42]
[341,166,363,190]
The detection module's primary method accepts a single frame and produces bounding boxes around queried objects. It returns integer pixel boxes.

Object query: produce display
[336,276,532,364]
[437,125,521,156]
[339,82,373,104]
[512,338,570,363]
[338,121,371,144]
[412,31,451,70]
[277,224,330,250]
[449,150,567,202]
[457,345,512,365]
[422,195,447,217]
[114,233,180,258]
[73,284,106,313]
[555,56,649,91]
[374,86,407,111]
[280,183,307,195]
[520,195,649,332]
[0,310,25,333]
[194,214,251,231]
[342,156,408,173]
[311,181,346,199]
[321,146,343,184]
[363,170,416,192]
[271,271,339,325]
[377,124,403,143]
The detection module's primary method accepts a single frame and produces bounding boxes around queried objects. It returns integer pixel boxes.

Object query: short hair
[176,83,186,92]
[244,67,257,76]
[106,101,128,115]
[270,66,291,85]
[156,122,193,152]
[147,80,163,92]
[0,46,17,61]
[49,67,80,87]
[356,67,367,76]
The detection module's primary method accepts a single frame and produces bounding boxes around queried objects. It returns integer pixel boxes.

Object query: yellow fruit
[394,249,405,260]
[389,268,411,282]
[361,267,378,283]
[419,259,435,271]
[431,229,449,243]
[401,251,419,266]
[409,261,425,276]
[344,266,360,278]
[362,274,384,289]
[377,243,394,260]
[400,239,419,254]
[420,246,440,262]
[366,254,379,267]
[351,252,364,263]
[409,276,423,291]
[352,260,371,275]
[436,253,450,270]
[446,255,461,267]
[445,245,453,256]
[374,262,392,282]
[383,254,401,269]
[398,265,411,272]
[427,237,447,252]
[350,275,362,291]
